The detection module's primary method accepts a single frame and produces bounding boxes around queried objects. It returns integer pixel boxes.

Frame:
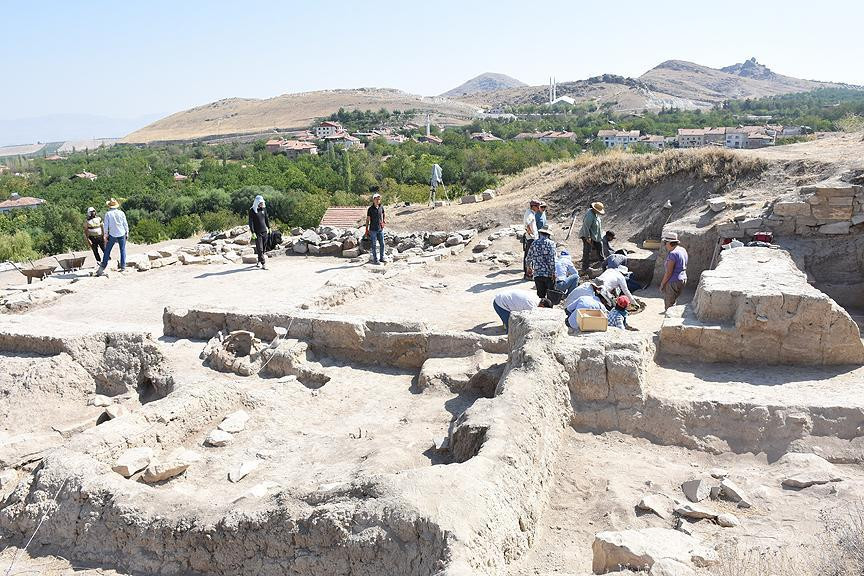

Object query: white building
[596,129,640,148]
[314,121,344,139]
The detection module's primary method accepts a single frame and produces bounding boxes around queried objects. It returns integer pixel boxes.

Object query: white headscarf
[251,195,265,211]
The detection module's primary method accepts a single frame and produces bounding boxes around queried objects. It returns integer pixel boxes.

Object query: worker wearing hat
[365,188,387,264]
[95,198,129,276]
[660,231,688,310]
[579,201,605,272]
[526,226,557,299]
[522,199,541,278]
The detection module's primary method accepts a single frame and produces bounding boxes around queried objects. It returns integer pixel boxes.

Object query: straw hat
[591,202,605,214]
[661,232,679,243]
[106,198,120,209]
[538,226,553,237]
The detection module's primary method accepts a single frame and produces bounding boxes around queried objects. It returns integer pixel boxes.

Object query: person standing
[83,207,105,263]
[365,191,386,264]
[429,163,444,207]
[526,227,556,298]
[248,195,270,269]
[522,199,540,278]
[659,232,688,310]
[579,201,605,271]
[96,198,129,276]
[535,201,548,234]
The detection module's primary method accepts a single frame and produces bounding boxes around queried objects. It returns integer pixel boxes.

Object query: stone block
[812,204,852,221]
[772,201,811,217]
[342,247,360,258]
[113,447,153,477]
[706,197,726,212]
[460,195,480,204]
[482,190,496,201]
[819,221,851,235]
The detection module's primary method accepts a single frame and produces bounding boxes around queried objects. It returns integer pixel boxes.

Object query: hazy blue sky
[2,0,862,122]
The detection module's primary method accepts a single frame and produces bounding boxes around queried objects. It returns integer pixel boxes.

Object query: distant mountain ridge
[123,59,860,144]
[440,72,526,98]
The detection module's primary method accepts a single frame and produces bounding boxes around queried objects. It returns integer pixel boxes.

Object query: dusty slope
[392,133,864,246]
[122,89,477,143]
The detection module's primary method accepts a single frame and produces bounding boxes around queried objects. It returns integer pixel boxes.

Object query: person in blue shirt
[535,201,548,233]
[566,293,604,331]
[95,198,129,276]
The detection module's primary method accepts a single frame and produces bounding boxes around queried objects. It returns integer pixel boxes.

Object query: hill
[639,58,834,107]
[459,58,850,112]
[122,88,478,144]
[440,72,526,98]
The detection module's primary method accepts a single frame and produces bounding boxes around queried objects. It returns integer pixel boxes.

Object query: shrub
[167,214,202,239]
[200,210,242,232]
[0,230,39,262]
[131,218,168,245]
[466,171,497,193]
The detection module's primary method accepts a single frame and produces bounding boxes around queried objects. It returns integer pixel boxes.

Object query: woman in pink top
[659,232,688,310]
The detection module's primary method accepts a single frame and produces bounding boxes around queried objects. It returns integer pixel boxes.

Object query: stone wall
[163,306,508,369]
[0,329,174,397]
[660,247,864,365]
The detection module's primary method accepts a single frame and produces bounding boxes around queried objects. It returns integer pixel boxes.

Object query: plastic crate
[577,309,607,332]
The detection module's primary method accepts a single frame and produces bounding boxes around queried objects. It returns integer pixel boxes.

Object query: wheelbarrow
[9,261,56,284]
[54,254,87,272]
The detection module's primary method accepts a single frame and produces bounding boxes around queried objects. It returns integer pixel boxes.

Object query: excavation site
[2,134,864,576]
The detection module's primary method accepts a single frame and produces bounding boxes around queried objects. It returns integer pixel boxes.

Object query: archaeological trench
[1,178,864,575]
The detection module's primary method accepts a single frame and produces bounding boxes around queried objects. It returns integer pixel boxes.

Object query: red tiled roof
[319,206,368,227]
[0,195,45,209]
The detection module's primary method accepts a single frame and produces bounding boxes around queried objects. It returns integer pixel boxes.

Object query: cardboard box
[577,309,607,332]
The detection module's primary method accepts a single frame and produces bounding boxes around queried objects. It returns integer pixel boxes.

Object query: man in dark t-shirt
[365,192,386,264]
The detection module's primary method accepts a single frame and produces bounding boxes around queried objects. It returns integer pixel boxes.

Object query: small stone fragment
[228,460,259,483]
[717,513,740,528]
[637,494,674,519]
[89,394,112,407]
[709,468,728,479]
[674,502,719,520]
[204,429,233,447]
[218,410,250,433]
[113,447,154,477]
[681,478,711,502]
[720,478,752,508]
[141,449,199,483]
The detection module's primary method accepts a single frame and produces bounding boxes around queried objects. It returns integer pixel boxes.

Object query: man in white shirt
[522,199,540,279]
[596,265,633,302]
[563,279,605,312]
[554,249,581,294]
[493,288,551,329]
[96,198,130,276]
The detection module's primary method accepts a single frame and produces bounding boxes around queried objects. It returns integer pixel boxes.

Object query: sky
[1,0,862,142]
